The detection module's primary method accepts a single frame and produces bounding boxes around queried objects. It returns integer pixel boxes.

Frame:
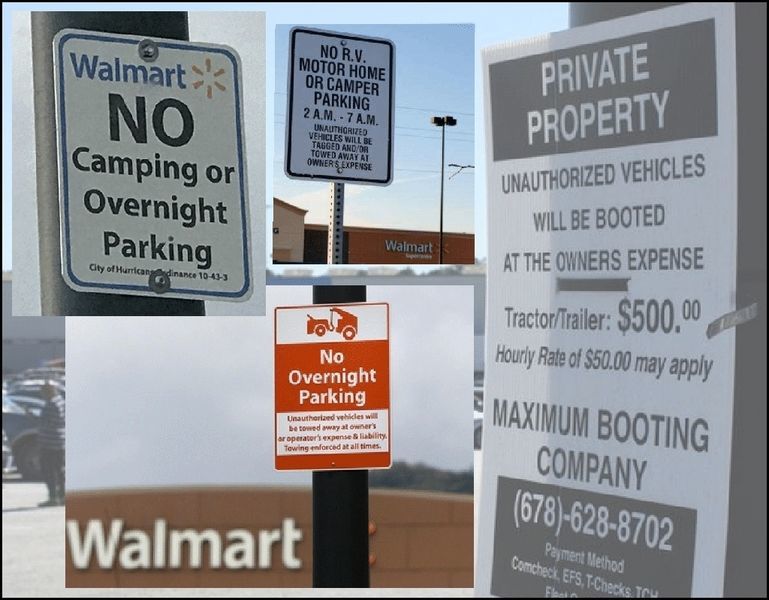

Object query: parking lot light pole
[430,115,457,264]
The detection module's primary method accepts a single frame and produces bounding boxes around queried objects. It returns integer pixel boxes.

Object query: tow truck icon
[306,307,358,341]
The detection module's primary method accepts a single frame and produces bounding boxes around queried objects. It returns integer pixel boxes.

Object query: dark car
[2,393,45,480]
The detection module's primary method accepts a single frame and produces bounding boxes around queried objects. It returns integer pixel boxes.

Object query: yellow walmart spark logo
[191,57,227,99]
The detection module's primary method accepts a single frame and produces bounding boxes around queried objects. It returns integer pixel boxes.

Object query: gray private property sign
[478,5,738,598]
[284,27,395,185]
[488,19,718,160]
[54,29,252,301]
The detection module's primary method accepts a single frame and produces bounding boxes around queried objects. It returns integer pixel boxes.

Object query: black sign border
[285,27,395,186]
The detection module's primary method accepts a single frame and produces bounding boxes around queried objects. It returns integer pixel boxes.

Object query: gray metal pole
[439,123,445,265]
[312,285,369,588]
[570,4,766,597]
[327,182,345,264]
[30,12,205,316]
[724,5,767,597]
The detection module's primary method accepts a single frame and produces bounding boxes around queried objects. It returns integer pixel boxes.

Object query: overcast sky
[67,285,474,490]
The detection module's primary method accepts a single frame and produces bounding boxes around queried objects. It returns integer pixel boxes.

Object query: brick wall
[369,489,474,587]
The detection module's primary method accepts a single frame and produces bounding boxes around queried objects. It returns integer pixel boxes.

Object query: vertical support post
[570,4,766,597]
[312,284,369,588]
[327,182,345,264]
[725,5,767,597]
[439,123,445,265]
[30,11,204,315]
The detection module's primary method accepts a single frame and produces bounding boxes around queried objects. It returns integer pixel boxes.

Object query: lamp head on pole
[430,115,457,127]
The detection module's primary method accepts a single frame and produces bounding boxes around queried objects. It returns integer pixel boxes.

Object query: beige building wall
[272,198,307,263]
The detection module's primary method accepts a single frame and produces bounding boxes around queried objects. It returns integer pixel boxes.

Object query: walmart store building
[272,198,475,264]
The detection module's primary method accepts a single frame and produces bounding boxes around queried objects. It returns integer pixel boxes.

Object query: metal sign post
[327,182,345,264]
[311,285,369,588]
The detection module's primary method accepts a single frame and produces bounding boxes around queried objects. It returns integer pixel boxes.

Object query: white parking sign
[285,28,395,185]
[54,29,252,300]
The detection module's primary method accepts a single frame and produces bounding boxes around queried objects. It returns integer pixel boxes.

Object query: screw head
[148,269,171,294]
[138,39,159,62]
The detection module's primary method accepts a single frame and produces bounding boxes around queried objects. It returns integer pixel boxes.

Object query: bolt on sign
[478,5,737,598]
[53,30,253,300]
[274,302,390,471]
[284,28,395,185]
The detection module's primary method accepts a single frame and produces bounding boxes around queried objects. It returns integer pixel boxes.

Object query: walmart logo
[69,53,188,89]
[191,57,228,99]
[69,53,229,100]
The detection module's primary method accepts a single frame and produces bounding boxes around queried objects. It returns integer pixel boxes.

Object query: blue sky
[3,3,569,271]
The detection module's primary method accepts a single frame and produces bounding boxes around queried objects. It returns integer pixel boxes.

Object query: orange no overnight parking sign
[274,302,390,471]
